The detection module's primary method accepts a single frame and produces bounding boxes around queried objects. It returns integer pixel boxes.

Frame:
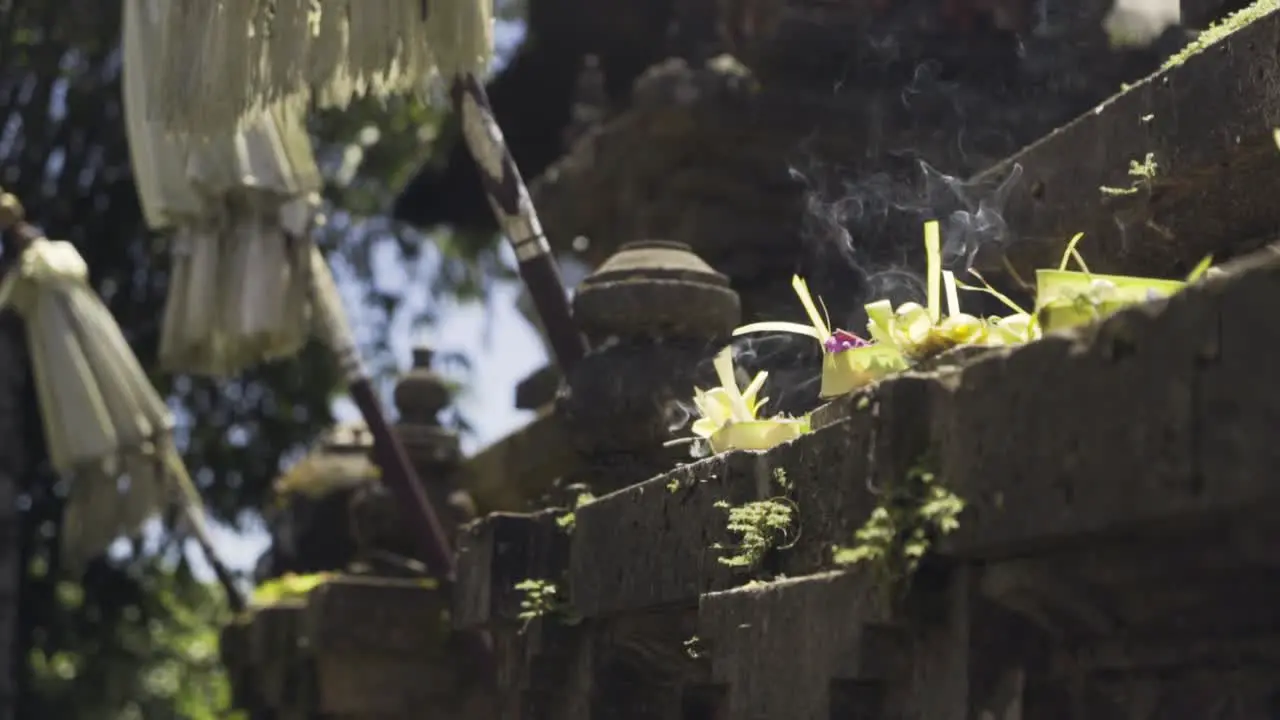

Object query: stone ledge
[569,453,767,617]
[936,242,1280,557]
[221,578,460,716]
[568,414,895,617]
[565,239,1280,622]
[972,2,1280,279]
[697,568,970,720]
[304,576,449,656]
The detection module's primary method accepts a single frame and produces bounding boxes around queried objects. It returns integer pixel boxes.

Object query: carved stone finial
[393,345,461,468]
[348,348,475,566]
[572,240,741,343]
[394,345,453,426]
[560,240,742,493]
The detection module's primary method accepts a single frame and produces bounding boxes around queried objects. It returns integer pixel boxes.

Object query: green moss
[713,499,796,569]
[1099,152,1159,196]
[833,457,963,603]
[249,573,334,606]
[713,469,798,570]
[555,491,596,532]
[1162,0,1278,70]
[513,579,564,627]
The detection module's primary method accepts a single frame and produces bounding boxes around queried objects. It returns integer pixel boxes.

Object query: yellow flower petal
[865,299,896,345]
[691,418,719,438]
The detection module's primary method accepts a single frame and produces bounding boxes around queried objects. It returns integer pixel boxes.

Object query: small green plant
[833,457,963,602]
[555,491,596,532]
[712,466,800,570]
[1162,0,1276,70]
[713,499,796,568]
[712,466,799,570]
[1099,152,1158,196]
[513,579,566,629]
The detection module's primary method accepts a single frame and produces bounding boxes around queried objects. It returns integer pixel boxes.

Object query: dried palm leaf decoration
[0,192,244,609]
[124,0,324,376]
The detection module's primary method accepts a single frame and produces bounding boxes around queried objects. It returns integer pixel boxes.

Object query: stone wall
[445,5,1280,718]
[226,2,1280,718]
[457,236,1280,719]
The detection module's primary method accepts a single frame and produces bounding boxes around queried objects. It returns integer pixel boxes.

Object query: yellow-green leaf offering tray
[820,345,907,398]
[689,347,810,453]
[709,416,811,454]
[1035,233,1212,332]
[733,276,908,399]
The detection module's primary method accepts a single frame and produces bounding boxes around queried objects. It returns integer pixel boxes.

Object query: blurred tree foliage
[0,1,525,717]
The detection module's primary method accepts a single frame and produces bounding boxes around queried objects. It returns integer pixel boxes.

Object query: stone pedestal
[558,240,742,495]
[258,423,380,580]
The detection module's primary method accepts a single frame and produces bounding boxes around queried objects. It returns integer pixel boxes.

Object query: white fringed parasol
[1104,0,1182,48]
[119,1,582,634]
[0,193,243,607]
[144,0,493,137]
[124,0,326,376]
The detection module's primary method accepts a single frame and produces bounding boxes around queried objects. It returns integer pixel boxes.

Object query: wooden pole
[451,74,589,374]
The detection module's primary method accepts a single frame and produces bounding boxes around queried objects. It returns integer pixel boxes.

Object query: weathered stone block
[455,510,570,628]
[570,453,765,616]
[245,602,307,709]
[973,3,1280,279]
[938,246,1280,557]
[304,576,450,656]
[697,570,905,720]
[767,417,878,576]
[310,656,457,716]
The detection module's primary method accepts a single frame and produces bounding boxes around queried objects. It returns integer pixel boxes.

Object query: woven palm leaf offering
[861,220,1042,363]
[123,0,325,376]
[690,347,810,454]
[1034,232,1214,333]
[732,276,908,399]
[0,191,244,610]
[735,221,1043,398]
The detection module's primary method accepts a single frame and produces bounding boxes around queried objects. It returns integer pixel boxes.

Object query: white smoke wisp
[1104,0,1182,49]
[920,160,1024,271]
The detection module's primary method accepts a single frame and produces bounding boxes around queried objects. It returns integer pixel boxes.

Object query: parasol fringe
[426,0,494,84]
[0,231,243,610]
[147,0,494,136]
[126,0,324,377]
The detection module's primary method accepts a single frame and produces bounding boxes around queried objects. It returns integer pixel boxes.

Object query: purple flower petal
[826,329,870,354]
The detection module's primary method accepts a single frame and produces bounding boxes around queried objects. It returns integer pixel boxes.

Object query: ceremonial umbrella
[0,191,245,611]
[139,0,587,374]
[123,0,589,593]
[124,0,323,376]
